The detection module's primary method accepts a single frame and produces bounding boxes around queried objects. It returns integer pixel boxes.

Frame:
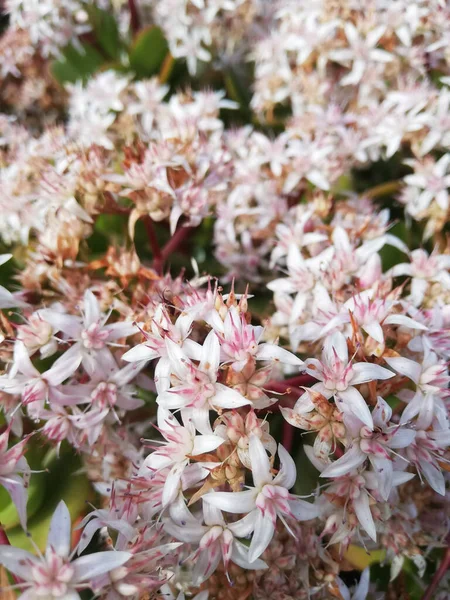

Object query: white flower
[329,23,393,86]
[0,501,131,600]
[140,406,223,507]
[203,435,320,562]
[303,331,394,429]
[164,498,267,585]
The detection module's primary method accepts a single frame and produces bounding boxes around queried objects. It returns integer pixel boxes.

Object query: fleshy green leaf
[129,27,169,78]
[51,43,105,85]
[87,5,122,60]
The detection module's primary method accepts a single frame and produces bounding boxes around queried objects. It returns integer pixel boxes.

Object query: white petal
[46,501,71,558]
[353,489,376,541]
[383,357,421,384]
[39,310,81,337]
[83,290,101,326]
[353,568,371,600]
[45,347,82,386]
[337,386,373,429]
[336,578,351,600]
[203,490,257,514]
[249,435,272,488]
[162,463,185,507]
[256,344,303,366]
[213,383,251,409]
[289,497,320,520]
[122,344,160,362]
[419,460,445,495]
[0,474,29,530]
[324,332,348,364]
[227,510,258,538]
[164,519,204,543]
[384,314,428,331]
[192,547,221,586]
[272,444,297,490]
[320,445,366,478]
[13,342,39,378]
[370,456,393,501]
[72,550,131,582]
[231,540,268,571]
[200,330,221,374]
[350,363,394,385]
[0,545,36,580]
[362,321,384,344]
[192,434,224,455]
[248,511,275,562]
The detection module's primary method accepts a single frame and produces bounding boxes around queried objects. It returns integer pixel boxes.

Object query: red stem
[160,226,195,263]
[266,375,316,393]
[128,0,140,34]
[421,546,450,600]
[282,420,294,453]
[144,217,163,274]
[0,526,10,546]
[283,374,316,387]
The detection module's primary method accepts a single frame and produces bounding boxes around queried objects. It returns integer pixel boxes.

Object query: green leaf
[51,42,105,85]
[87,5,122,60]
[129,27,169,78]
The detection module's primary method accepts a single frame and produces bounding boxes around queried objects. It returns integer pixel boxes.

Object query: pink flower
[390,248,450,306]
[164,499,267,585]
[0,501,131,600]
[219,306,303,372]
[40,289,138,372]
[303,332,394,428]
[384,350,450,427]
[203,435,320,562]
[0,342,82,418]
[156,331,251,434]
[140,407,223,508]
[319,398,415,500]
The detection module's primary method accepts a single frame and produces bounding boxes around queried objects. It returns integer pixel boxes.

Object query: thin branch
[266,374,316,394]
[421,546,450,600]
[144,217,163,274]
[362,180,403,200]
[160,226,195,262]
[282,420,294,453]
[128,0,140,34]
[0,526,10,546]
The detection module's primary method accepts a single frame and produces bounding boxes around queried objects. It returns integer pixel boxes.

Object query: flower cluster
[0,1,449,599]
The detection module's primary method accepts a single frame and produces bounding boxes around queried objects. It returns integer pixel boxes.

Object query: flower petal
[351,363,394,385]
[231,540,268,570]
[46,501,71,558]
[337,386,373,429]
[192,434,224,456]
[249,435,272,488]
[272,444,296,490]
[248,511,275,563]
[383,357,421,384]
[0,545,36,580]
[320,445,366,478]
[353,489,376,541]
[72,550,131,582]
[213,384,251,409]
[203,490,257,514]
[256,344,303,366]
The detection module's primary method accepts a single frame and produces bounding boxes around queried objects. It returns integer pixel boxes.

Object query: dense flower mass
[0,1,450,599]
